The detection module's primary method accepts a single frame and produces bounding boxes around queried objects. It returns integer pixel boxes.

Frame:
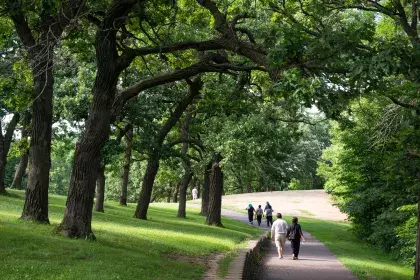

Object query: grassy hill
[0,190,261,280]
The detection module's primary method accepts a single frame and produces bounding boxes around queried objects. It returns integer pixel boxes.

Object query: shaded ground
[220,190,347,221]
[261,232,357,280]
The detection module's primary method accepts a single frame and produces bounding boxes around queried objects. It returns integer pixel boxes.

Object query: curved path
[216,190,358,280]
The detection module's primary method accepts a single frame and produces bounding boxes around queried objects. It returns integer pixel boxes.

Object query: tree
[206,154,223,227]
[177,108,194,218]
[200,161,212,216]
[120,126,133,206]
[134,78,202,220]
[0,113,19,193]
[11,112,31,190]
[4,0,86,223]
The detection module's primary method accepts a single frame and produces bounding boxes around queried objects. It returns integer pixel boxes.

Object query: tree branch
[117,39,225,70]
[4,113,20,143]
[387,96,420,110]
[111,59,265,121]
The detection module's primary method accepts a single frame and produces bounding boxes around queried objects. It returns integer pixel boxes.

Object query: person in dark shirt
[246,204,256,225]
[256,205,263,226]
[286,216,305,260]
[265,205,274,227]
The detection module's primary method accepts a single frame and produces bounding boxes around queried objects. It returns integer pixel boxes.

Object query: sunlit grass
[0,190,262,280]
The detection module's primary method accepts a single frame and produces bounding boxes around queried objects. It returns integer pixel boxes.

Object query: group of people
[246,202,305,260]
[246,202,274,227]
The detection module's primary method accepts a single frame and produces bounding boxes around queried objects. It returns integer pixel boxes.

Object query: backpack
[287,224,299,240]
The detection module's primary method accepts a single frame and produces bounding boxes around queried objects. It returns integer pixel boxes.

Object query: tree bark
[173,183,180,203]
[21,68,53,223]
[177,110,194,218]
[167,188,172,203]
[196,179,201,199]
[0,113,20,194]
[120,127,133,206]
[95,165,105,213]
[11,113,31,190]
[134,79,202,220]
[206,158,223,227]
[58,1,137,239]
[134,155,160,219]
[200,161,212,216]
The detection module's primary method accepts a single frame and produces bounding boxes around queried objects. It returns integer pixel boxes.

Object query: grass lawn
[282,216,413,280]
[0,190,262,280]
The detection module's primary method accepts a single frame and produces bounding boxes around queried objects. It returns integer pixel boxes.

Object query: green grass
[0,190,262,280]
[217,251,237,277]
[281,216,413,280]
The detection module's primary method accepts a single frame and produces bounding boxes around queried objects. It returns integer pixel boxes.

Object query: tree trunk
[57,2,136,239]
[167,188,172,203]
[133,79,202,220]
[173,183,180,203]
[206,159,223,227]
[178,110,193,218]
[200,161,212,216]
[11,113,31,190]
[120,127,133,206]
[196,179,201,199]
[0,113,20,194]
[95,165,105,213]
[134,156,160,219]
[177,165,193,218]
[0,162,5,194]
[10,154,28,190]
[246,184,252,193]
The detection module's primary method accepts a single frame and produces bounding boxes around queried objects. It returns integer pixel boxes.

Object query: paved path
[261,232,358,280]
[207,191,358,280]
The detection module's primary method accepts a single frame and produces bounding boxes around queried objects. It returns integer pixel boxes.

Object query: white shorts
[275,233,287,248]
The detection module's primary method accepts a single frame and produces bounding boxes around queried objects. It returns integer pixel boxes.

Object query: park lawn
[282,216,413,280]
[0,190,262,280]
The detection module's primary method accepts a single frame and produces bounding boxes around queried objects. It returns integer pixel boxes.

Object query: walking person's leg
[295,239,301,259]
[279,234,286,258]
[275,239,282,259]
[268,216,273,226]
[291,240,300,260]
[257,215,262,226]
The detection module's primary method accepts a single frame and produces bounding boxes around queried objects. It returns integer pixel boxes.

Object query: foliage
[318,98,420,264]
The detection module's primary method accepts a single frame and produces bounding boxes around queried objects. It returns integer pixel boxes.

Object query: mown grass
[282,216,413,280]
[0,190,262,280]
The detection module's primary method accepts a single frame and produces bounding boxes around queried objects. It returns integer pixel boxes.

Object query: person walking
[265,205,273,227]
[246,204,256,225]
[192,187,198,200]
[264,201,271,211]
[271,213,288,259]
[256,205,263,226]
[286,216,305,260]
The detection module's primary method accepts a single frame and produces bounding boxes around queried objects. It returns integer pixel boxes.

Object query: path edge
[224,230,270,280]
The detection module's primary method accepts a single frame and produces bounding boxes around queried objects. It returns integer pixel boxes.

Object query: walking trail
[213,190,358,280]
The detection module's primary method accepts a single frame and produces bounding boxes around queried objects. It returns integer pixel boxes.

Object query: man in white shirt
[271,213,288,259]
[192,187,198,200]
